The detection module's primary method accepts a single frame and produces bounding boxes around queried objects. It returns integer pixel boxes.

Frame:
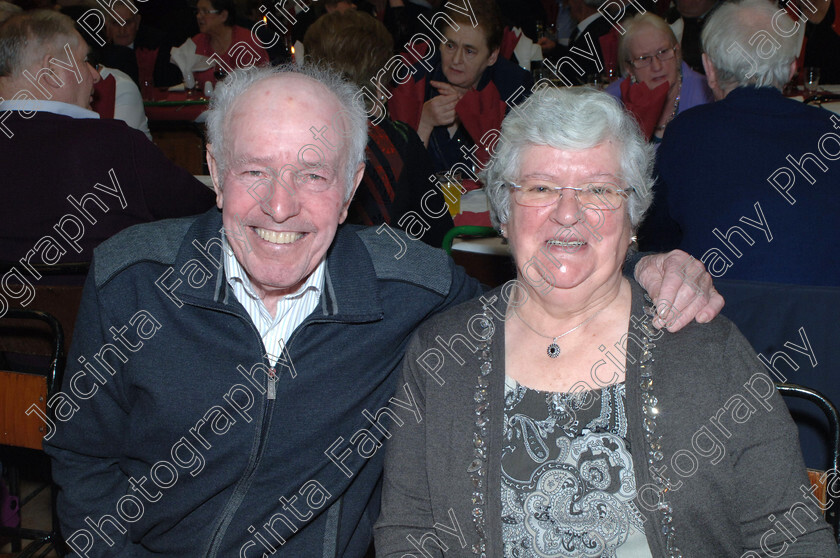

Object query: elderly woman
[374,87,838,556]
[606,13,712,141]
[188,0,268,85]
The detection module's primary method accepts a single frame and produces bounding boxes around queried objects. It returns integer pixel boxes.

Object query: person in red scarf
[188,0,269,86]
[605,13,713,142]
[388,0,532,173]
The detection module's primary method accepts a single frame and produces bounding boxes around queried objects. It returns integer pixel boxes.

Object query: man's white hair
[702,0,800,90]
[204,63,368,202]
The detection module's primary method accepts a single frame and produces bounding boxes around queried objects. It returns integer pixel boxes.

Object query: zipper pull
[267,368,277,400]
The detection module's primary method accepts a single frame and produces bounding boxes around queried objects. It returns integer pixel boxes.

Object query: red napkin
[135,47,158,87]
[620,78,670,140]
[456,92,506,167]
[499,26,520,61]
[92,74,116,119]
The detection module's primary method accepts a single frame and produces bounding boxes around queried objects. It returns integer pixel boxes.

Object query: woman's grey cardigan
[375,281,839,557]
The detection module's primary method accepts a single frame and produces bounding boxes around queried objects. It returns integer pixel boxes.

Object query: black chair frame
[0,308,66,557]
[776,382,840,544]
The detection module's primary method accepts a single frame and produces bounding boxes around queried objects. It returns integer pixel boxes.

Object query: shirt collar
[0,99,100,119]
[576,12,603,34]
[221,235,325,304]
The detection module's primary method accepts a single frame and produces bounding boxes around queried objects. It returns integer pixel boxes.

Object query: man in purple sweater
[0,10,214,275]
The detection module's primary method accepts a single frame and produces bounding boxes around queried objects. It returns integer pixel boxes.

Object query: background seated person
[606,12,712,142]
[374,86,839,558]
[57,8,153,140]
[389,0,531,173]
[305,10,454,247]
[99,1,181,88]
[667,0,720,74]
[653,0,840,470]
[538,0,618,84]
[95,64,152,140]
[654,0,840,286]
[0,10,215,266]
[187,0,269,85]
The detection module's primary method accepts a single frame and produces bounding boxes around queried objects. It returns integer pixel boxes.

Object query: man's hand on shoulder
[634,250,725,332]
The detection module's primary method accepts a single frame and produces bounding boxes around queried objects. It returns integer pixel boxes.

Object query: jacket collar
[175,209,383,322]
[721,86,799,115]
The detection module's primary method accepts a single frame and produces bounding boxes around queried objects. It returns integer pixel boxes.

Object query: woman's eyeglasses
[194,8,220,15]
[508,182,633,209]
[628,45,678,69]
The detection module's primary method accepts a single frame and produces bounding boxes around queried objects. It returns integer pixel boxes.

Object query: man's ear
[701,53,715,87]
[488,47,500,67]
[206,144,224,209]
[41,53,65,98]
[788,59,797,84]
[339,162,365,224]
[701,53,725,100]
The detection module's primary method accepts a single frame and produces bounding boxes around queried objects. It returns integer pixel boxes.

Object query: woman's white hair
[617,12,680,77]
[701,0,799,90]
[204,63,368,202]
[481,86,654,229]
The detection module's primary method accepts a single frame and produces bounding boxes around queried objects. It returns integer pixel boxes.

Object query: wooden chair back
[0,370,48,450]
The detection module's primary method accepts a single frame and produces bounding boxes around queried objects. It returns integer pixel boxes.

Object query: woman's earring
[630,74,637,84]
[630,235,638,245]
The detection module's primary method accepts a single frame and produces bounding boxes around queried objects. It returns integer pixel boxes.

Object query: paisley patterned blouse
[501,377,654,557]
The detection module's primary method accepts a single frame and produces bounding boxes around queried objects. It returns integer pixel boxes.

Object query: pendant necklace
[513,285,624,358]
[515,305,608,358]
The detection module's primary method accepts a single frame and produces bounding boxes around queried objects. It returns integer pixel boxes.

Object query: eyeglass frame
[507,182,635,209]
[627,45,679,70]
[194,8,221,15]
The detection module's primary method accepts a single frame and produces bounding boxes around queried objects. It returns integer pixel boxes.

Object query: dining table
[789,83,840,113]
[143,88,209,122]
[143,87,209,175]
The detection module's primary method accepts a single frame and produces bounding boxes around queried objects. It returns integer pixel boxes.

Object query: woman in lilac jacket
[606,13,713,142]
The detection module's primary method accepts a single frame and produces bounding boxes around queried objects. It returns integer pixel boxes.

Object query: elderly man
[658,0,839,287]
[657,0,840,468]
[0,10,213,268]
[45,61,722,557]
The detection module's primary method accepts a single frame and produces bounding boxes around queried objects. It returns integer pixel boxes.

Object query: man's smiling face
[209,74,359,306]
